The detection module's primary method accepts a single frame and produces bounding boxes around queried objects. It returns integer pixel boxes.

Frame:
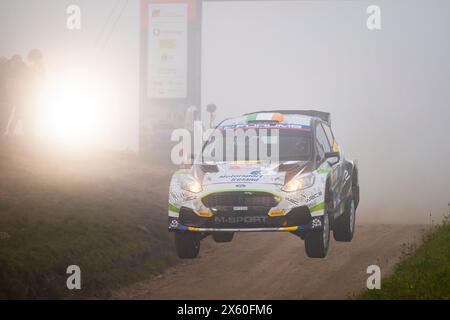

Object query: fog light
[269,209,285,217]
[197,210,213,218]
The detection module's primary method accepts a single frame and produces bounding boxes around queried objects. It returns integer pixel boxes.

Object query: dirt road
[114,224,425,299]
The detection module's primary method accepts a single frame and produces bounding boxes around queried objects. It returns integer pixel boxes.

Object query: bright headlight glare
[282,174,315,192]
[181,176,203,193]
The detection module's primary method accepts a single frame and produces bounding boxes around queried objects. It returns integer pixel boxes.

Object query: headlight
[181,176,203,193]
[282,173,315,192]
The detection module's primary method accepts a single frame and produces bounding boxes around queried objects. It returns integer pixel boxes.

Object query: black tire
[304,214,330,258]
[333,197,356,242]
[174,232,201,259]
[212,232,234,243]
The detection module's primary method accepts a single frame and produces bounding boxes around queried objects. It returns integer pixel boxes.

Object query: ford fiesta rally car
[168,110,359,259]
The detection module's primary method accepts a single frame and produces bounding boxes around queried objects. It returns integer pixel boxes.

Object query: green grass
[358,211,450,299]
[0,201,177,299]
[0,146,178,299]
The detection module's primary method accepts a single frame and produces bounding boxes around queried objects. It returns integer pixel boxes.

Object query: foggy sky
[1,0,449,223]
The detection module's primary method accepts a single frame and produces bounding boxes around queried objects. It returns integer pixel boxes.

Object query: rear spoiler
[245,109,331,126]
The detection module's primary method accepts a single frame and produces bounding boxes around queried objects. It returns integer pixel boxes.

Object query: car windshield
[203,127,312,162]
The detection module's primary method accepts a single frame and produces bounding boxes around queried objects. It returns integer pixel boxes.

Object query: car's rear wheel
[212,232,234,243]
[333,197,356,242]
[174,232,201,259]
[304,214,330,258]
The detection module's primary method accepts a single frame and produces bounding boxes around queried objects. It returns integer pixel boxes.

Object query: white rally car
[168,110,359,258]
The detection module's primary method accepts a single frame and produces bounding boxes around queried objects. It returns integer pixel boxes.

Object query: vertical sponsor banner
[148,4,188,99]
[140,0,201,158]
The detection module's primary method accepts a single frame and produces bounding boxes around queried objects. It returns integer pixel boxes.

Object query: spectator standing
[4,55,32,136]
[0,56,8,134]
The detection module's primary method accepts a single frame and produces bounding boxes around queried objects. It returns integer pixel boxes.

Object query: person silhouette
[4,55,32,136]
[0,56,8,134]
[26,49,46,137]
[27,49,45,83]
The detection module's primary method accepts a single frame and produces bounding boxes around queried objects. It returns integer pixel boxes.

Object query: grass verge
[358,209,450,299]
[0,144,178,299]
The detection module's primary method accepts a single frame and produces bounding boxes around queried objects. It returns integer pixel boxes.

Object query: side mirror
[325,151,340,165]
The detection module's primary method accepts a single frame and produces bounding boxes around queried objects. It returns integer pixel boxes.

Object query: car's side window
[322,123,335,149]
[315,123,332,161]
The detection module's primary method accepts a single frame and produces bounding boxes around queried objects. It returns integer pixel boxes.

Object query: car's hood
[196,161,311,186]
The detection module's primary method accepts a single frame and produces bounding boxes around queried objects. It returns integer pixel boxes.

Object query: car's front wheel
[333,197,356,242]
[304,214,330,258]
[174,232,201,259]
[212,232,234,243]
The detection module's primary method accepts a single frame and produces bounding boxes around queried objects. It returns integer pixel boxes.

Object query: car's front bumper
[168,206,325,233]
[168,179,327,234]
[175,225,309,232]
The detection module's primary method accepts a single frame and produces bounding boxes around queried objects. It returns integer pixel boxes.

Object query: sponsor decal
[285,196,301,206]
[285,190,323,205]
[170,190,196,202]
[169,219,179,228]
[218,173,263,182]
[344,170,351,182]
[312,217,322,228]
[214,216,268,224]
[305,191,323,203]
[222,123,310,131]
